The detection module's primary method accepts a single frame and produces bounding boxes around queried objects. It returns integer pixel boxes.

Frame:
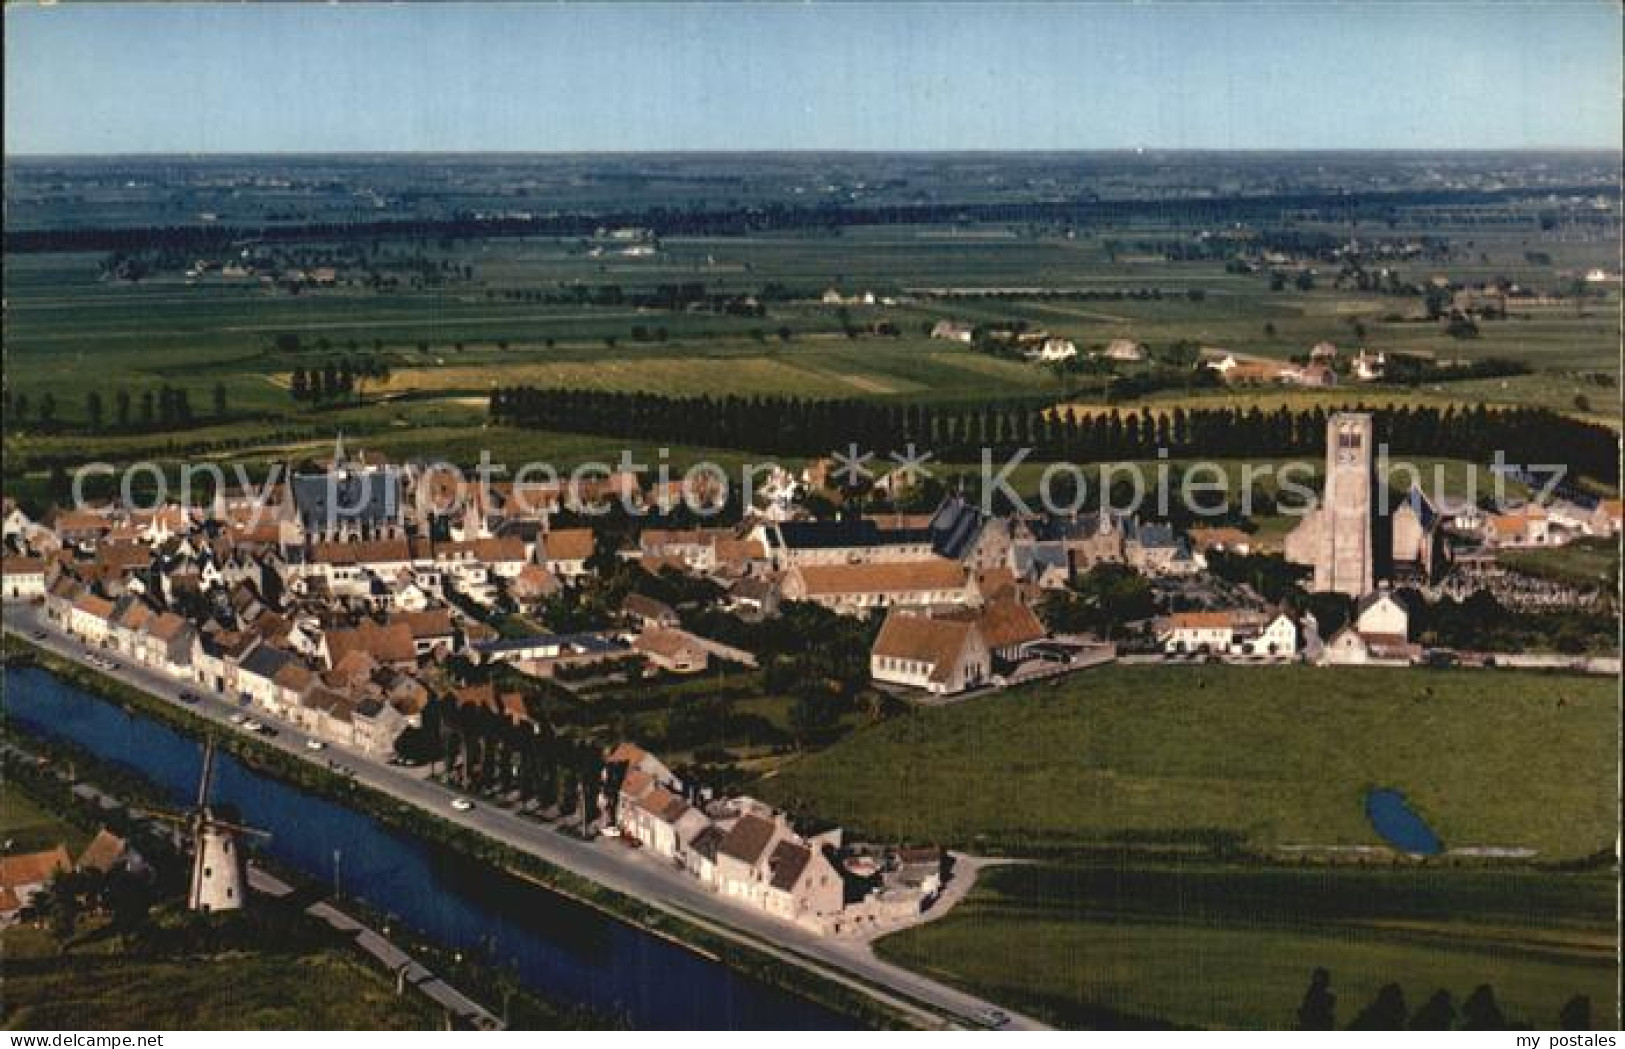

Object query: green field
[756,665,1618,860]
[0,785,91,857]
[876,863,1617,1030]
[783,664,1621,1030]
[1500,536,1621,590]
[1,922,438,1030]
[4,218,1618,447]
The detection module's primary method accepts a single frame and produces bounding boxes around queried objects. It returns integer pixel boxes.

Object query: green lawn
[756,665,1618,860]
[876,863,1617,1030]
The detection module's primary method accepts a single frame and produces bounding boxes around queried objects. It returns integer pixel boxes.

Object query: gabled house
[715,814,785,909]
[237,643,295,709]
[1,557,47,601]
[1355,590,1410,638]
[67,592,116,644]
[633,627,710,674]
[762,839,844,927]
[141,612,197,677]
[319,620,418,671]
[951,596,1046,667]
[869,611,991,695]
[538,528,596,580]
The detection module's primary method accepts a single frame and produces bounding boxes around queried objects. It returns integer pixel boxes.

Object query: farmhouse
[929,321,976,343]
[1098,338,1146,362]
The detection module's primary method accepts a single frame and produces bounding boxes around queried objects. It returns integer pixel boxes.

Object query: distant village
[2,414,1619,934]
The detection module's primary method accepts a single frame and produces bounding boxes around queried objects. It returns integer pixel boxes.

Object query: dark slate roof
[772,518,932,552]
[239,644,293,680]
[1131,521,1181,549]
[1404,485,1439,529]
[1030,511,1127,542]
[927,496,986,561]
[470,632,626,655]
[290,469,402,530]
[719,814,777,865]
[1013,541,1069,576]
[767,840,813,892]
[689,825,726,862]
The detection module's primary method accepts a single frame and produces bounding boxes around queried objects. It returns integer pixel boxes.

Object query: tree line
[9,183,1601,254]
[395,686,607,826]
[1295,967,1593,1031]
[489,387,1620,485]
[4,383,227,434]
[288,357,391,405]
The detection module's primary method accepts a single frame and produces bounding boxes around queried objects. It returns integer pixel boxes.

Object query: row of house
[605,744,940,936]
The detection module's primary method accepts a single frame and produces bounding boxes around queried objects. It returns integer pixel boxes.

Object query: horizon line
[8,146,1624,161]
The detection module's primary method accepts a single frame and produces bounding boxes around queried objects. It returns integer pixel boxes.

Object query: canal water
[3,666,852,1030]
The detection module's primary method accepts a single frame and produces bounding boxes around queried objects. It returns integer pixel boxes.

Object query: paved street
[3,602,1046,1031]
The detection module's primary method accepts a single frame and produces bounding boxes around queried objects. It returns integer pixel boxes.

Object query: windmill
[147,739,269,912]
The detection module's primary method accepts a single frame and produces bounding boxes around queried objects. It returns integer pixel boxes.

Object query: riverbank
[0,760,446,1031]
[2,727,611,1030]
[0,635,919,1030]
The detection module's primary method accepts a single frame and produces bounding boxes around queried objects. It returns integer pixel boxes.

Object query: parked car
[450,797,475,812]
[30,630,47,641]
[974,1008,1011,1029]
[305,738,325,751]
[229,713,248,725]
[178,691,200,704]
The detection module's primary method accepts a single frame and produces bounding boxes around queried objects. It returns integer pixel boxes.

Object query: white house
[869,611,991,695]
[1028,337,1078,363]
[1160,611,1236,653]
[1,557,47,601]
[1351,349,1386,381]
[1355,590,1409,638]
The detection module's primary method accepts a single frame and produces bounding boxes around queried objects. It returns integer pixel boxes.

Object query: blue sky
[6,3,1620,154]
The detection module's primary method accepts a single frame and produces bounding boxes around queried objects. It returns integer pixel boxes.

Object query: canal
[4,666,853,1030]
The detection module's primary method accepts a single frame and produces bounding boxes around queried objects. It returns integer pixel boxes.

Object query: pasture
[876,863,1617,1030]
[755,664,1619,861]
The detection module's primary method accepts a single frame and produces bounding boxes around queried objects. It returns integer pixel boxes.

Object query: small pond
[1365,788,1443,855]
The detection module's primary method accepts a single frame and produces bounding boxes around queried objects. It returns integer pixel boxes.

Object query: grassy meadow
[761,663,1621,1030]
[755,665,1618,860]
[875,863,1617,1030]
[1,921,439,1030]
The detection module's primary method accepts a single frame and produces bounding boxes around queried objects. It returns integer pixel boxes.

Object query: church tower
[1315,412,1375,597]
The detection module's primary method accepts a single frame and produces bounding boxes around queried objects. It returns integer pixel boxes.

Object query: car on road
[256,725,278,738]
[305,738,325,751]
[599,825,621,839]
[229,713,247,725]
[30,631,46,641]
[177,691,200,704]
[242,718,262,732]
[450,797,475,812]
[974,1008,1011,1029]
